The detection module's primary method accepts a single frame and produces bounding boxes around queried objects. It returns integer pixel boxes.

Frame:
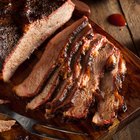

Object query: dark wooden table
[84,0,140,139]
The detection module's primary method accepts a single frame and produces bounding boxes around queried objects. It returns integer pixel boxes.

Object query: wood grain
[84,0,138,55]
[119,0,140,56]
[113,117,140,140]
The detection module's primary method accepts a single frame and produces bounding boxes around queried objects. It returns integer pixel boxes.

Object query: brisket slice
[92,49,126,125]
[27,23,92,110]
[26,67,60,110]
[77,34,106,89]
[63,88,93,119]
[63,37,115,118]
[14,17,88,97]
[2,0,75,82]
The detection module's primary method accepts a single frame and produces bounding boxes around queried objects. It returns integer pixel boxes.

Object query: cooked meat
[0,120,16,132]
[22,0,68,23]
[0,0,21,70]
[45,25,93,114]
[45,34,96,115]
[0,22,20,70]
[0,99,10,104]
[63,88,93,118]
[45,32,126,122]
[9,11,126,126]
[2,0,75,82]
[26,67,61,110]
[77,34,106,89]
[25,19,92,110]
[14,17,89,98]
[63,37,115,118]
[92,50,126,125]
[0,0,18,17]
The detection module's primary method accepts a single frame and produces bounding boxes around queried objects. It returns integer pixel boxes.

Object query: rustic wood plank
[84,0,138,55]
[113,117,140,140]
[119,0,140,56]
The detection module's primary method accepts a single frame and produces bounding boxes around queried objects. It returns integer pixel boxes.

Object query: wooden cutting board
[0,19,140,140]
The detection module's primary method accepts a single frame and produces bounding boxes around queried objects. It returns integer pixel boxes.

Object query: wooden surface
[85,0,140,56]
[84,0,140,139]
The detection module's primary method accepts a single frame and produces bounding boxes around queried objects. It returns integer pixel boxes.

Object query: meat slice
[14,17,89,97]
[116,56,127,90]
[2,0,75,82]
[63,38,115,118]
[92,50,126,126]
[86,40,115,92]
[63,88,93,118]
[77,34,106,89]
[0,120,16,132]
[26,67,60,110]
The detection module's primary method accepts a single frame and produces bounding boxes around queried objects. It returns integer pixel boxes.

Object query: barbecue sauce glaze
[108,14,126,26]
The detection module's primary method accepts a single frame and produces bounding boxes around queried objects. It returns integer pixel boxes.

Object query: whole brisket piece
[14,17,89,97]
[2,0,75,82]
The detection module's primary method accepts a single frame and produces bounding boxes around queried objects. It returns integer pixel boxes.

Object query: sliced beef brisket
[45,25,93,114]
[26,19,92,110]
[26,67,61,110]
[10,13,126,126]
